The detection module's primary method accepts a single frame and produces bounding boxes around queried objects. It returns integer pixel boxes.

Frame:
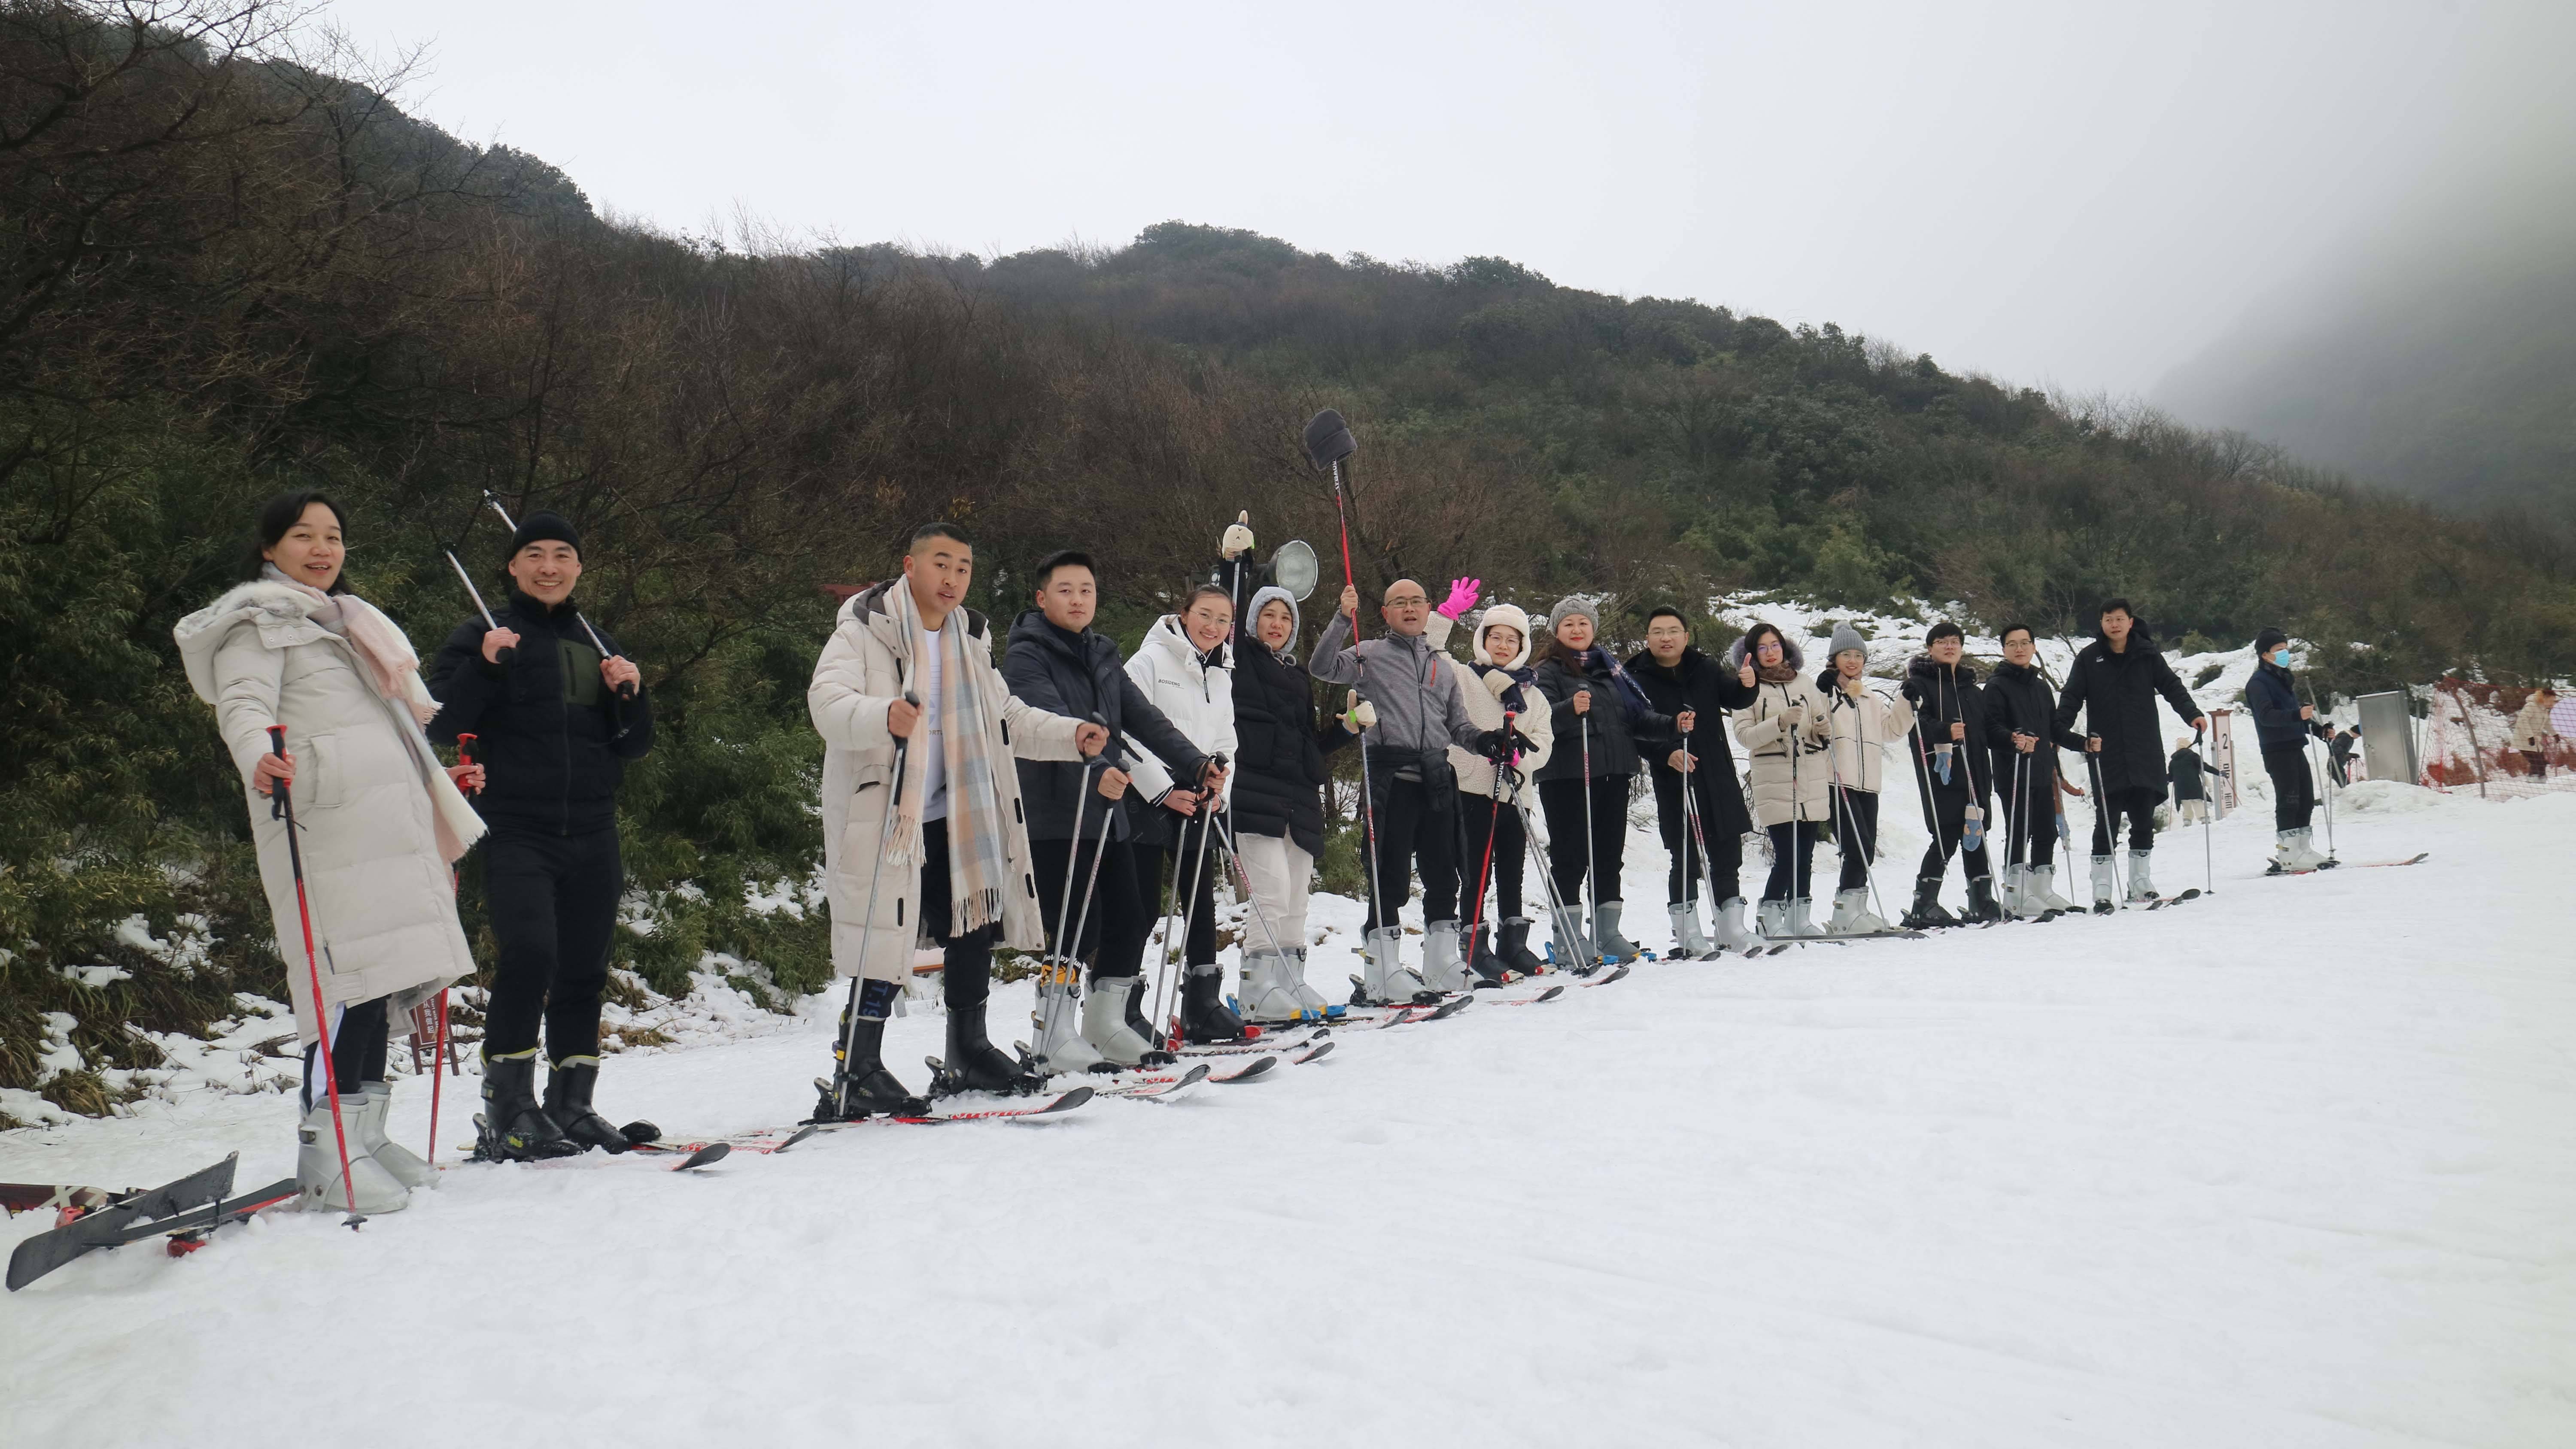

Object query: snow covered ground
[7,777,2572,1447]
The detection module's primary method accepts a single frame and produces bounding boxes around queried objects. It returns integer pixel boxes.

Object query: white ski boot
[357,1080,434,1189]
[1710,897,1753,952]
[1756,898,1789,940]
[298,1097,407,1215]
[1081,974,1156,1066]
[1996,864,2027,916]
[1283,948,1333,1018]
[2090,854,2118,913]
[1785,896,1824,937]
[1236,950,1303,1024]
[1357,926,1429,1005]
[1668,902,1714,959]
[1417,920,1469,993]
[2284,828,2329,871]
[2029,864,2075,912]
[1594,900,1642,963]
[2125,849,2157,903]
[1828,888,1889,935]
[1547,909,1594,971]
[1032,973,1106,1074]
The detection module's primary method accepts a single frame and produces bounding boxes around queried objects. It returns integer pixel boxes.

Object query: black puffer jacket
[1981,660,2085,787]
[1531,647,1672,784]
[1000,610,1209,843]
[1221,583,1353,859]
[1625,646,1756,835]
[2051,623,2204,795]
[1902,655,1996,799]
[426,591,653,835]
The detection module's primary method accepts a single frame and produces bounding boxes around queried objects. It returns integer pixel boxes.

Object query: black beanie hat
[2254,627,2288,655]
[510,510,582,558]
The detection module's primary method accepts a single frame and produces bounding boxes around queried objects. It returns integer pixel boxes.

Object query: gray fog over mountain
[320,0,2560,411]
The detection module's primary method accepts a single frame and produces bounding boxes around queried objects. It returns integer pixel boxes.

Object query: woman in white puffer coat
[1814,621,1911,934]
[173,492,485,1215]
[1124,585,1247,1044]
[1728,620,1832,939]
[1425,601,1555,984]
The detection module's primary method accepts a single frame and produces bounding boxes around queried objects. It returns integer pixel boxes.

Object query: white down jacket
[1728,634,1834,828]
[1425,609,1555,798]
[1817,672,1913,794]
[1125,613,1239,809]
[808,585,1086,982]
[174,581,481,1041]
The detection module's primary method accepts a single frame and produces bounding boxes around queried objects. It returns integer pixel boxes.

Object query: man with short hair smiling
[2053,599,2208,909]
[807,523,1108,1116]
[1002,549,1222,1073]
[428,510,652,1160]
[1313,578,1518,1001]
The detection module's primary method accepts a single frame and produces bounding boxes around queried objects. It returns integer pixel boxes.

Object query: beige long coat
[175,582,481,1041]
[1818,674,1913,794]
[808,584,1085,982]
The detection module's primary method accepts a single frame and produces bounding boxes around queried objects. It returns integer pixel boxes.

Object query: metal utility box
[2355,691,2417,785]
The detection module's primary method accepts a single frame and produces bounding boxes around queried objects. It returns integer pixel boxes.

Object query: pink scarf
[263,565,439,726]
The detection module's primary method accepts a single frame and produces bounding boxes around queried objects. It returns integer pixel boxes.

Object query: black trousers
[2087,785,2161,854]
[482,824,622,1062]
[302,995,391,1109]
[1916,783,1995,882]
[1456,790,1529,921]
[917,819,1001,1009]
[1831,788,1878,892]
[1030,830,1152,983]
[1539,776,1628,911]
[1362,769,1459,931]
[2262,743,2316,831]
[1992,757,2058,870]
[1762,820,1817,902]
[1130,812,1221,968]
[1652,765,1743,905]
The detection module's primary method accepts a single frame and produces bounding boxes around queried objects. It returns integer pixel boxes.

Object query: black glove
[1473,727,1519,762]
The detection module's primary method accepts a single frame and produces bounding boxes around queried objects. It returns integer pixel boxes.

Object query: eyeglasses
[1383,595,1428,608]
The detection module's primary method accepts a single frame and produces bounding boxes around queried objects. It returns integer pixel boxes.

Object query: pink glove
[1437,576,1481,620]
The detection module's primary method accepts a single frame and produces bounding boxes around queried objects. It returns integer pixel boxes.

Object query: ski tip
[1294,1040,1337,1064]
[1537,985,1566,1003]
[1216,1056,1279,1082]
[777,1124,823,1153]
[1179,1063,1213,1087]
[1047,1087,1095,1113]
[673,1141,731,1171]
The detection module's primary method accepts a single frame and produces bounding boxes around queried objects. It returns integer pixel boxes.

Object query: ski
[1491,985,1569,1007]
[161,1177,301,1258]
[1291,1040,1336,1064]
[1097,1063,1213,1100]
[2148,888,2202,909]
[1209,1055,1276,1084]
[1804,929,1930,941]
[648,1087,1096,1156]
[670,1142,730,1171]
[1583,964,1632,988]
[1178,1027,1322,1058]
[2266,852,2427,877]
[9,1154,239,1291]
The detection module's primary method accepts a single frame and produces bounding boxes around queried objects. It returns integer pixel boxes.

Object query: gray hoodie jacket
[1310,609,1483,761]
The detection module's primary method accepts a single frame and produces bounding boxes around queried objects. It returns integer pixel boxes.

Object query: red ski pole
[269,726,365,1228]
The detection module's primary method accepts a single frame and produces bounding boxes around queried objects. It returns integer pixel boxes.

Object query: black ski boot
[813,979,927,1121]
[938,999,1043,1096]
[1467,922,1513,987]
[1124,977,1173,1057]
[1497,916,1548,977]
[1178,961,1250,1044]
[544,1055,648,1153]
[477,1050,579,1162]
[1901,876,1958,931]
[1965,875,2004,924]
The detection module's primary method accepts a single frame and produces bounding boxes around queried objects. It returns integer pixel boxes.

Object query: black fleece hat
[510,510,582,558]
[2254,627,2289,655]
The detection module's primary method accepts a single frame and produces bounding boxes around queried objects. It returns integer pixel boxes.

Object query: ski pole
[1212,813,1297,970]
[2300,679,2338,863]
[1678,730,1700,950]
[1318,449,1390,959]
[1036,723,1106,1059]
[2085,739,2124,904]
[1579,707,1599,966]
[1151,758,1226,1044]
[481,492,635,701]
[444,549,513,668]
[1464,712,1514,974]
[267,727,364,1229]
[2196,723,2215,897]
[1949,674,1987,858]
[1678,728,1731,951]
[832,691,916,1117]
[1145,809,1196,1043]
[1054,749,1124,1034]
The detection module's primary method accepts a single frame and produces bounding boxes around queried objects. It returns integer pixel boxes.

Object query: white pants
[1233,831,1312,955]
[2177,799,2210,825]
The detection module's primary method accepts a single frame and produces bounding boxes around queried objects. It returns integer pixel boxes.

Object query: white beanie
[1475,603,1534,668]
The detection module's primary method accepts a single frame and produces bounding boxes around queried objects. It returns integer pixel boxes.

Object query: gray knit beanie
[1828,621,1866,661]
[1546,595,1599,637]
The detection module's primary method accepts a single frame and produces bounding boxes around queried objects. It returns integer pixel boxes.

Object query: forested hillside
[5,1,2570,1113]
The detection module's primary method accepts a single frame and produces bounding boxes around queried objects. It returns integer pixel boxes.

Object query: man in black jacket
[427,511,653,1161]
[1628,607,1759,955]
[1984,624,2086,915]
[2051,600,2208,908]
[2246,627,2332,871]
[1901,622,2001,926]
[1001,550,1221,1072]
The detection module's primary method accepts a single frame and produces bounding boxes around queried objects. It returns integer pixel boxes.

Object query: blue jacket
[2245,661,2325,750]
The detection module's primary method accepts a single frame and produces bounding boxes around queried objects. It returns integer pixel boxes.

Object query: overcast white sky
[319,0,2565,400]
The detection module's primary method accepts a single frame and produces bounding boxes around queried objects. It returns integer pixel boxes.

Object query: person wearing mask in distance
[2053,600,2208,908]
[2245,627,2332,873]
[807,524,1108,1113]
[426,510,654,1159]
[1003,550,1222,1071]
[1312,578,1522,1002]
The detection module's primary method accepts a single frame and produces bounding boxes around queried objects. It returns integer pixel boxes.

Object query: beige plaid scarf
[884,582,1009,937]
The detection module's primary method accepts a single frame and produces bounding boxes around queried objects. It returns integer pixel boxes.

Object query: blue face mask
[2270,648,2291,667]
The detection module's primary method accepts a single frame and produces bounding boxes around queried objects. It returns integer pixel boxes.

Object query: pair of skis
[6,1154,298,1291]
[2266,852,2427,878]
